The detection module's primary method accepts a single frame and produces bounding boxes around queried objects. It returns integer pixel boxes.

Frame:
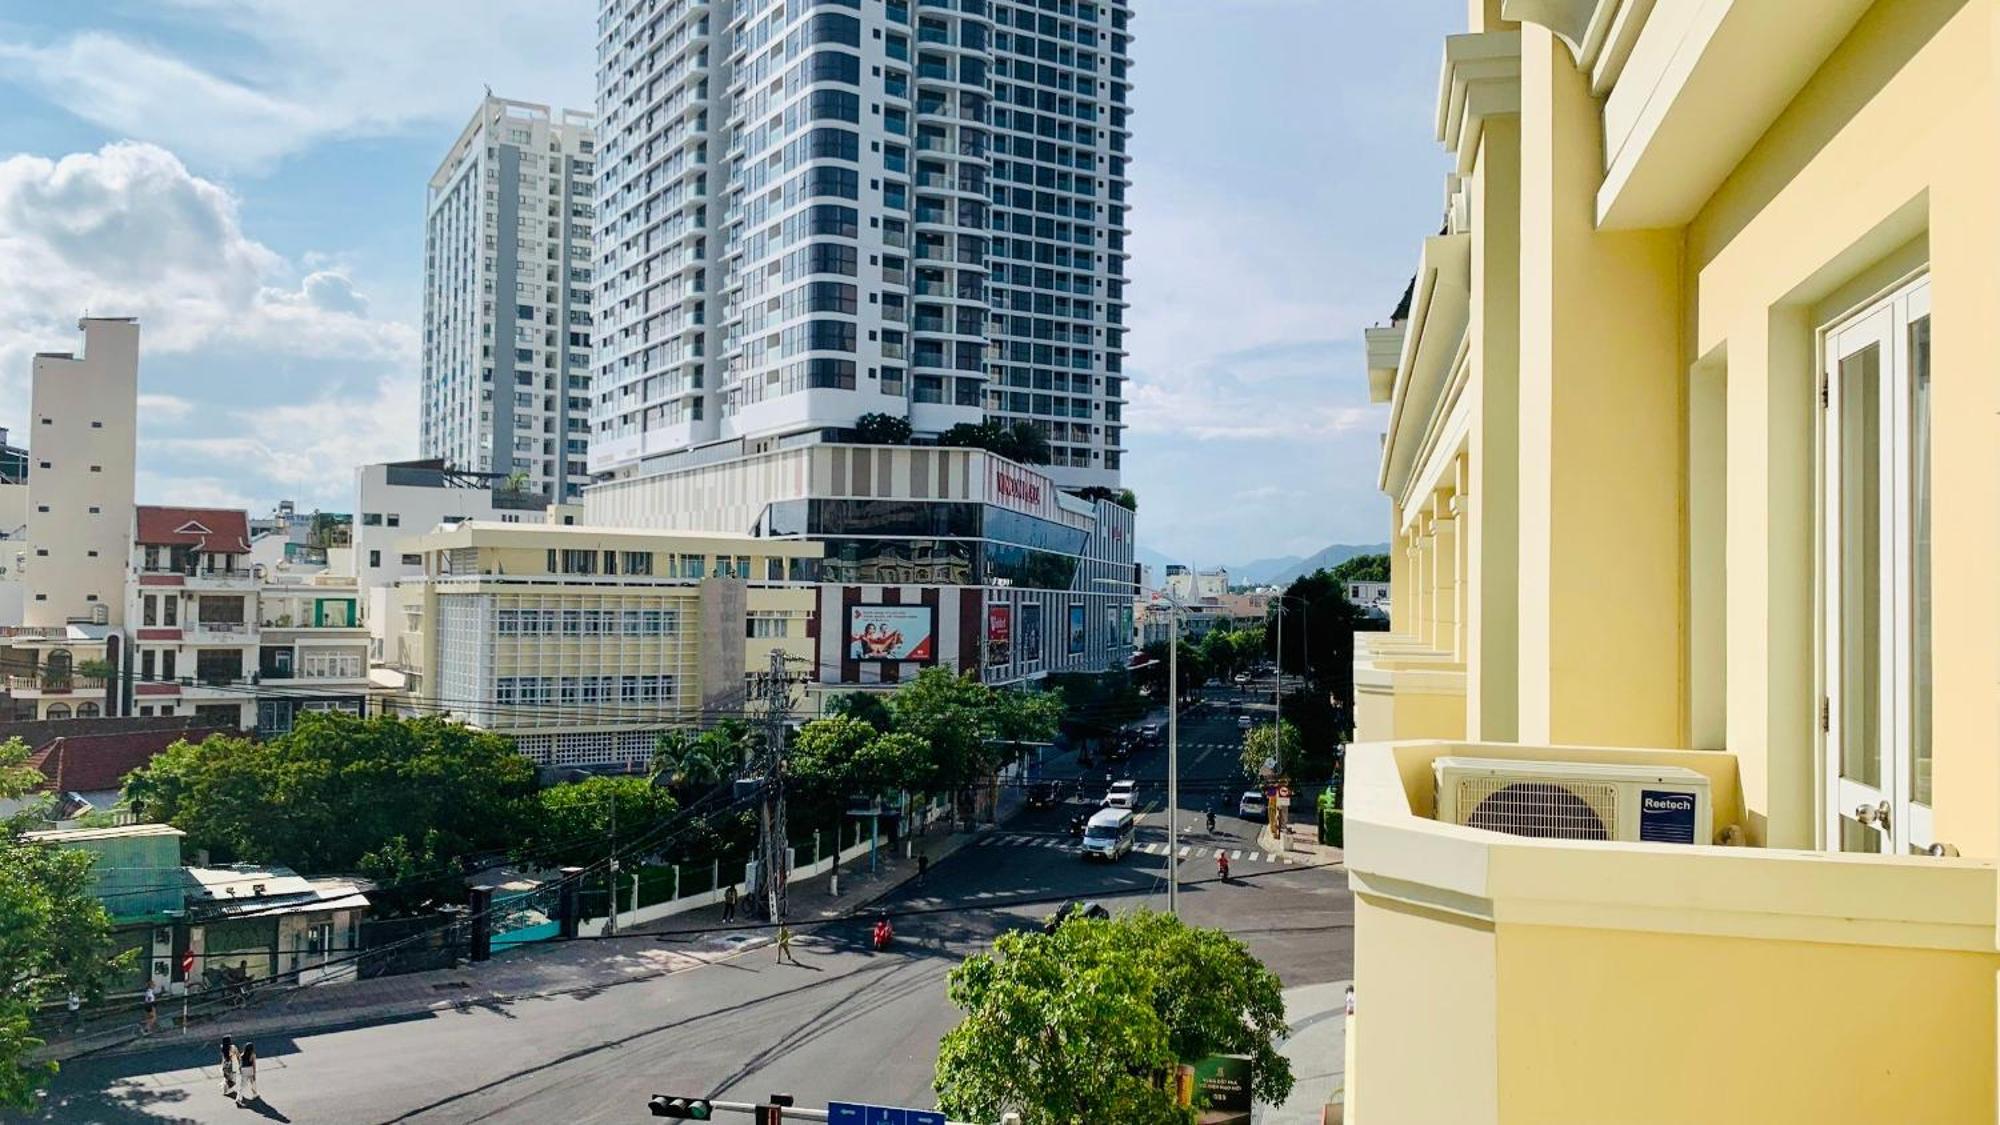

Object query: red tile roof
[134,506,252,553]
[27,728,228,794]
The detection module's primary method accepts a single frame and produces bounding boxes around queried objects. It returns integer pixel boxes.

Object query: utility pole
[1166,596,1179,917]
[1274,600,1283,750]
[758,647,791,922]
[605,788,619,936]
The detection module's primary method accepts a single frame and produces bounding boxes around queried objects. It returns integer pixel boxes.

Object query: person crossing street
[775,923,796,964]
[1217,851,1231,882]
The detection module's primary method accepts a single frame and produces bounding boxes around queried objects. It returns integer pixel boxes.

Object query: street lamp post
[1101,578,1179,916]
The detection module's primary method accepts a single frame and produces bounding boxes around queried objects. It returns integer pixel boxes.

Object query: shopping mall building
[586,443,1136,698]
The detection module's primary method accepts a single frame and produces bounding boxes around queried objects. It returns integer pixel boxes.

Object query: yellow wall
[1351,894,1498,1125]
[1516,24,1684,750]
[1495,923,1995,1123]
[1685,0,2000,851]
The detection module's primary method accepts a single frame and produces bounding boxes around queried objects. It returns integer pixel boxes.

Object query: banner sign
[986,604,1012,665]
[1172,1054,1252,1124]
[848,604,936,663]
[1066,602,1087,655]
[1020,603,1043,659]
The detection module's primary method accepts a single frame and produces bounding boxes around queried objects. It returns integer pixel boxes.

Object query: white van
[1081,807,1137,861]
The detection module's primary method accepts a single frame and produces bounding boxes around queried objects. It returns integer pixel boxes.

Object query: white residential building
[422,96,597,503]
[353,459,550,659]
[22,318,139,627]
[590,0,1134,489]
[126,506,369,732]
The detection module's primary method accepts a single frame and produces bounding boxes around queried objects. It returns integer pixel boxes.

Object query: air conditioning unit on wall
[1433,757,1713,845]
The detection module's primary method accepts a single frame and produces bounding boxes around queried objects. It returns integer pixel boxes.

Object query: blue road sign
[826,1103,944,1125]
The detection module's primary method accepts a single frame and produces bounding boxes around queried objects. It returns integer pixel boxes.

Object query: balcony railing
[5,674,108,694]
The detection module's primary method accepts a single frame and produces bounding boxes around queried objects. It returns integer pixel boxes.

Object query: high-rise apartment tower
[591,0,1132,489]
[422,96,598,502]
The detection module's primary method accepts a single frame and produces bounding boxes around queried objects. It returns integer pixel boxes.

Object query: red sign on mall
[994,469,1042,506]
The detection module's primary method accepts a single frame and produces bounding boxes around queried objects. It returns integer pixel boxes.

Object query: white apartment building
[353,459,550,658]
[22,318,139,627]
[126,507,369,732]
[590,0,1133,488]
[422,96,597,503]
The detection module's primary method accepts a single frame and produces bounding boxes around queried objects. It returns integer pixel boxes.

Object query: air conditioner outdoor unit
[1433,757,1713,845]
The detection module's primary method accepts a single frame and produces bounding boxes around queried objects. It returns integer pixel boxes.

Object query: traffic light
[647,1096,713,1119]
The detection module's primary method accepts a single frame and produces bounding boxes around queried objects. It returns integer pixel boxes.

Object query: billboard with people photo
[986,604,1012,665]
[848,605,936,662]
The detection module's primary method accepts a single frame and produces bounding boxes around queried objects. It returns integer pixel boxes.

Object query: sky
[0,0,1459,562]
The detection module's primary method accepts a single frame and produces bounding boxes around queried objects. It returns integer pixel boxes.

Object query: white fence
[577,796,960,937]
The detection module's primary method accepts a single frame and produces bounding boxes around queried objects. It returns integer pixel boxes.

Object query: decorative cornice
[1436,31,1522,175]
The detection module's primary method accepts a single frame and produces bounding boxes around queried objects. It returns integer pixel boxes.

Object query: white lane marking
[1178,846,1191,859]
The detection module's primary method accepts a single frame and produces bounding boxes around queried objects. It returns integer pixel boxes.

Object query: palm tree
[650,727,737,792]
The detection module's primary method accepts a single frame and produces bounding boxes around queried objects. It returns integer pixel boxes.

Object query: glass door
[1823,278,1932,854]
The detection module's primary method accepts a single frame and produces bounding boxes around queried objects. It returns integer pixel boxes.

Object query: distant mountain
[1131,542,1390,587]
[1267,543,1390,586]
[1232,555,1307,585]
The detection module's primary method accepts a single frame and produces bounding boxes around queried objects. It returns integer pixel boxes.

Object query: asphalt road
[30,689,1351,1124]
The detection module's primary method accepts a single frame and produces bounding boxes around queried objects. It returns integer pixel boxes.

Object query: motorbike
[871,919,894,951]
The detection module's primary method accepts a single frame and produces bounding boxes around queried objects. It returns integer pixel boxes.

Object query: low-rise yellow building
[1352,1,2000,1120]
[390,522,823,769]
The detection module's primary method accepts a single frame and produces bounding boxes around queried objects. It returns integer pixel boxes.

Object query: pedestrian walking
[916,852,929,887]
[66,990,81,1035]
[722,883,737,922]
[140,983,158,1036]
[236,1042,258,1103]
[218,1036,237,1099]
[775,923,795,964]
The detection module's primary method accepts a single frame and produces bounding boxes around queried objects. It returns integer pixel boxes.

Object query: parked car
[1139,722,1163,748]
[1238,714,1254,731]
[1044,899,1112,932]
[1104,779,1139,809]
[1238,789,1269,819]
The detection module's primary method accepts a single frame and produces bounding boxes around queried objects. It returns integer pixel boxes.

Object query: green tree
[826,690,894,732]
[1116,487,1138,512]
[853,412,913,444]
[1240,719,1304,781]
[649,727,737,792]
[515,775,678,869]
[1139,639,1208,701]
[1199,628,1243,681]
[124,713,537,888]
[999,421,1052,466]
[0,738,127,1108]
[889,668,999,795]
[985,687,1063,750]
[935,909,1292,1122]
[1327,552,1390,585]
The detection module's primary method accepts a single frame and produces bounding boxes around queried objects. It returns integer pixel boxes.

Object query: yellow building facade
[392,522,822,769]
[1352,1,2000,1120]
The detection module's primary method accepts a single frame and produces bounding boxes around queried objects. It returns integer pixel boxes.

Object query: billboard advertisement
[1170,1054,1252,1124]
[1019,603,1043,660]
[848,604,936,662]
[986,604,1012,665]
[1067,603,1086,655]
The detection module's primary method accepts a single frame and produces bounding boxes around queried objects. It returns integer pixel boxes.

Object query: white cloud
[0,141,416,512]
[136,393,194,422]
[0,3,595,173]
